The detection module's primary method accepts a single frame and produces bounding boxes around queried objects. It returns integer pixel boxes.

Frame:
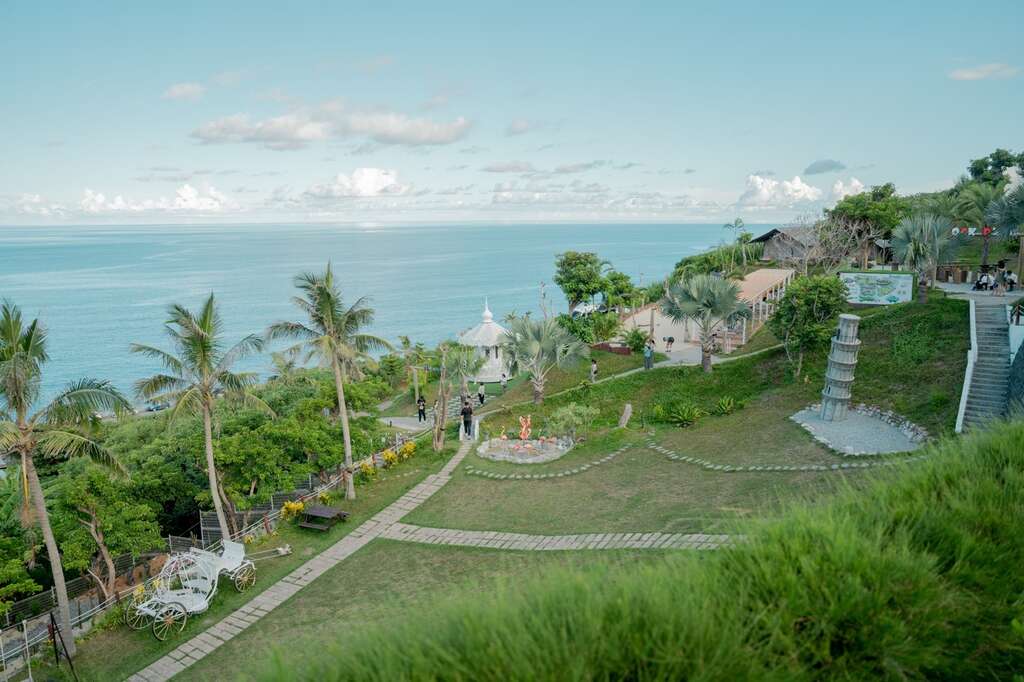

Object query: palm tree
[956,183,1006,267]
[132,294,270,540]
[267,264,390,500]
[891,215,957,304]
[448,345,485,401]
[0,301,130,656]
[267,351,300,382]
[500,318,588,404]
[987,184,1024,277]
[397,336,428,405]
[661,274,751,373]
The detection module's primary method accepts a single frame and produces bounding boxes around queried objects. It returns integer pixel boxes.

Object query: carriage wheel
[152,603,188,641]
[123,600,149,630]
[233,563,256,592]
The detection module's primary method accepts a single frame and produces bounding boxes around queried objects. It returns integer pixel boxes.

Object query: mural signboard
[838,271,914,305]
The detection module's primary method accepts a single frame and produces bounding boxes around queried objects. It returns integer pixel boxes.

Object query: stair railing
[955,299,978,434]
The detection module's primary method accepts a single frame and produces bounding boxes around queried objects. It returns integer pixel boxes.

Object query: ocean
[0,222,752,405]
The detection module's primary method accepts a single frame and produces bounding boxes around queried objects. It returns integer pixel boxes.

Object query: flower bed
[476,437,573,465]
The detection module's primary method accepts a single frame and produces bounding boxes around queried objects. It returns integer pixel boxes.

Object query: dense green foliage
[553,251,606,312]
[768,276,848,375]
[967,147,1023,186]
[662,273,750,372]
[556,311,621,344]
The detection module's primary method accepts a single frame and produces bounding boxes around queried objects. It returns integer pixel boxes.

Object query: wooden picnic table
[298,504,350,532]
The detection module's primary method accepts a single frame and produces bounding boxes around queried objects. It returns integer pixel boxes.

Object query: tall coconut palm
[662,274,750,373]
[397,336,428,405]
[986,184,1024,277]
[956,183,1006,267]
[891,215,957,304]
[0,301,130,656]
[132,294,270,541]
[267,264,390,500]
[500,317,588,404]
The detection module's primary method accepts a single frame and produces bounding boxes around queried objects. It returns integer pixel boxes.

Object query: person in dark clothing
[477,382,486,405]
[461,401,474,436]
[416,395,427,422]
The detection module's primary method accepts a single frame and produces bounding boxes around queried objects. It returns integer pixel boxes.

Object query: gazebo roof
[458,300,508,347]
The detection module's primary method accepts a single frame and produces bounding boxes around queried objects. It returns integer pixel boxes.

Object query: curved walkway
[381,522,733,551]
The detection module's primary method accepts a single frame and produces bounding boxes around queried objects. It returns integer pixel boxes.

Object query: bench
[297,504,350,532]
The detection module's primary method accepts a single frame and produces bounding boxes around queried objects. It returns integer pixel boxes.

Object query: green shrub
[713,396,742,415]
[622,328,648,353]
[666,401,707,427]
[546,402,600,440]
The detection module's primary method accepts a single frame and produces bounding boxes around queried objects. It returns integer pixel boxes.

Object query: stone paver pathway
[127,442,473,682]
[381,522,733,551]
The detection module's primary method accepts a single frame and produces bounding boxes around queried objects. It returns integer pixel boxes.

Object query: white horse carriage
[124,540,256,640]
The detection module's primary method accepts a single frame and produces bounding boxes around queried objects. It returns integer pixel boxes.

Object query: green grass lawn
[178,541,671,681]
[36,446,458,682]
[724,324,780,356]
[408,295,968,536]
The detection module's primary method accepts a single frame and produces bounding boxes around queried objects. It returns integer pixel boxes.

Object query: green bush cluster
[264,420,1024,680]
[556,311,622,344]
[650,395,744,427]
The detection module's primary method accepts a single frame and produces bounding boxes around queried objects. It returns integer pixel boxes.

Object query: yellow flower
[383,449,398,467]
[359,461,376,477]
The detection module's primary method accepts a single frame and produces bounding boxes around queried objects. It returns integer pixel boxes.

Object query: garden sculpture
[519,415,532,440]
[820,314,862,421]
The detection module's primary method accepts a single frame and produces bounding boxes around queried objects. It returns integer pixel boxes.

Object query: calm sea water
[0,222,753,404]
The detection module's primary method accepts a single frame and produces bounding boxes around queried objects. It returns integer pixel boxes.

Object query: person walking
[477,382,486,405]
[500,372,508,392]
[460,400,474,437]
[416,395,427,422]
[666,336,675,352]
[589,359,598,383]
[643,340,654,370]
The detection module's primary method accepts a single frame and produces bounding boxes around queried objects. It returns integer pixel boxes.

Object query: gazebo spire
[483,297,493,322]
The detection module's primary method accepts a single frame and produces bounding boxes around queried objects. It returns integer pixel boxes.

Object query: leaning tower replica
[820,314,861,421]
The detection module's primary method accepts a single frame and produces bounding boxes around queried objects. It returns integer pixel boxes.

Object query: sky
[1,1,1022,225]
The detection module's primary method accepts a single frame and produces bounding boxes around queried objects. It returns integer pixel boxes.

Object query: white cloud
[738,174,822,208]
[481,161,537,173]
[191,113,331,151]
[161,82,205,101]
[506,119,531,136]
[948,63,1019,81]
[191,105,471,151]
[79,184,237,213]
[303,168,409,199]
[830,177,865,203]
[12,193,66,216]
[553,160,607,174]
[342,112,471,145]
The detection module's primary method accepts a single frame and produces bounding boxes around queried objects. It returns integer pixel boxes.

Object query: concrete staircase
[962,303,1010,430]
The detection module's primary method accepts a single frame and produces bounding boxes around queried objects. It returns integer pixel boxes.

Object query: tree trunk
[980,235,991,268]
[217,478,239,538]
[701,347,712,373]
[1018,234,1023,284]
[331,357,356,500]
[82,511,116,599]
[532,376,545,404]
[24,455,76,656]
[795,351,804,377]
[433,360,449,452]
[917,278,928,305]
[202,404,232,540]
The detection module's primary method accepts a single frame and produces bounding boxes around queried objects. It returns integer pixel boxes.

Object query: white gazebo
[457,300,510,383]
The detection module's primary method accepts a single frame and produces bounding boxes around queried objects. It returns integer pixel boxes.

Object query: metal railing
[955,299,978,434]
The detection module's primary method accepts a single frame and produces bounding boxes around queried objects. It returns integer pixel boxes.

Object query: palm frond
[35,429,127,476]
[34,379,131,425]
[129,343,185,374]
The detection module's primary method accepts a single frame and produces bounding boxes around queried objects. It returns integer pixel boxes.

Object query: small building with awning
[619,268,795,353]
